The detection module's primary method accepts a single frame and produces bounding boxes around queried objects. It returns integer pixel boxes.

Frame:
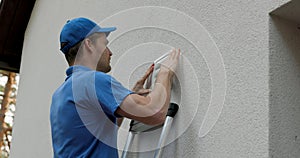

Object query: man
[50,17,180,158]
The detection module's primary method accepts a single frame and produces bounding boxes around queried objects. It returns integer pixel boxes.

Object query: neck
[72,47,100,70]
[73,57,97,70]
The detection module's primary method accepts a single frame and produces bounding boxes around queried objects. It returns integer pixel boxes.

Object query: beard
[104,65,111,73]
[96,62,111,73]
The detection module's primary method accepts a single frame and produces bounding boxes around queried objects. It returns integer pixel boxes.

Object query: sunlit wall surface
[10,0,300,158]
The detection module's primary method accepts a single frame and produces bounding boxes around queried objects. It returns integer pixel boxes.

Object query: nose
[107,47,112,56]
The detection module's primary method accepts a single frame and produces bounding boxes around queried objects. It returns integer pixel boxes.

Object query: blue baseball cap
[60,17,116,54]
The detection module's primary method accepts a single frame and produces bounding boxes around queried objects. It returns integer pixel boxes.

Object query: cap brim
[97,27,117,37]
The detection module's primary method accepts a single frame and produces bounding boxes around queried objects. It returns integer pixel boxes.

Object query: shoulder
[94,72,121,89]
[95,71,113,82]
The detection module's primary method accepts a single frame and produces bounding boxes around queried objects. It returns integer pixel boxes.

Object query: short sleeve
[95,72,133,117]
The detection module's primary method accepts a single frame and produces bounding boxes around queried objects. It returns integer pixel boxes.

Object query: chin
[106,67,111,73]
[100,66,111,73]
[96,65,111,73]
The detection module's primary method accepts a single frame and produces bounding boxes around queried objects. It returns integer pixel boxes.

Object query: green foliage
[0,85,3,92]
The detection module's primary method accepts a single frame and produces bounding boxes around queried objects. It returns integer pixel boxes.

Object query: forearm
[146,67,172,117]
[116,49,179,125]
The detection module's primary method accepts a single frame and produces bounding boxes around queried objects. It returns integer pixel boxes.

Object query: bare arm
[116,49,180,125]
[117,64,154,127]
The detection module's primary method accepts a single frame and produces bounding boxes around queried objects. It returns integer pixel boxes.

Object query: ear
[83,38,95,53]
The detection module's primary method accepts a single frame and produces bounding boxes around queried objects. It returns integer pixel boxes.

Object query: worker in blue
[50,17,180,158]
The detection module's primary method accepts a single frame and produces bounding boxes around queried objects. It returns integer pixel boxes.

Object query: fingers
[140,89,151,94]
[141,64,154,81]
[136,89,151,95]
[174,48,180,65]
[165,48,180,73]
[176,48,181,59]
[145,64,154,77]
[169,48,180,60]
[169,48,176,60]
[168,48,180,61]
[136,63,154,86]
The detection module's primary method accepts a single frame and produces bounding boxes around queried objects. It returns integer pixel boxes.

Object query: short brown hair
[62,41,82,65]
[61,33,102,66]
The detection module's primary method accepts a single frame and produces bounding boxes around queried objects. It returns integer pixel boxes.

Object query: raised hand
[131,64,154,95]
[160,48,180,76]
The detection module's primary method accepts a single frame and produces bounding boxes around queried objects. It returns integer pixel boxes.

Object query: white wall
[269,16,300,158]
[269,1,300,157]
[10,0,298,158]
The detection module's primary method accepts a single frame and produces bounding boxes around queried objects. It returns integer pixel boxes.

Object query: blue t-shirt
[50,65,132,158]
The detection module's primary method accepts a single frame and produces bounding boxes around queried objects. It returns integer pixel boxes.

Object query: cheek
[97,47,106,58]
[101,47,107,56]
[100,47,106,54]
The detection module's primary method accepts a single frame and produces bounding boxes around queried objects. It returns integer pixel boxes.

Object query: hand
[160,48,180,76]
[132,64,154,95]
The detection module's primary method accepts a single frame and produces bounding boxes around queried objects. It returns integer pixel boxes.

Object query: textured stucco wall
[9,0,296,158]
[269,9,300,158]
